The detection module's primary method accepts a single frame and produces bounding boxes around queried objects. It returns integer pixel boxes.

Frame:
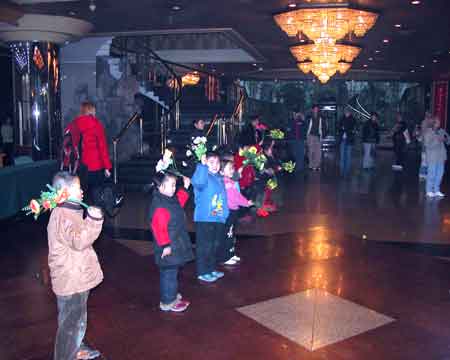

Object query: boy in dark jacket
[337,109,357,175]
[149,172,193,312]
[191,152,229,283]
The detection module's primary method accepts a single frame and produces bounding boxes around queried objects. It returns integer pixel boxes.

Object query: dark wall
[0,48,13,122]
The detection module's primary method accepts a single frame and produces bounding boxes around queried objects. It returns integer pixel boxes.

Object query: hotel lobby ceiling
[6,0,450,80]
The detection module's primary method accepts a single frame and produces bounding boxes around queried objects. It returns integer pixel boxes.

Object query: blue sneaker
[211,271,224,279]
[197,274,217,283]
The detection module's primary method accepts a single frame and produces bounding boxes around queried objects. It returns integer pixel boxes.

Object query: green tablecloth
[0,160,58,219]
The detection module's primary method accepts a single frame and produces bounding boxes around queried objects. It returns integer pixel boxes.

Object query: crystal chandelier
[291,43,360,83]
[274,5,378,44]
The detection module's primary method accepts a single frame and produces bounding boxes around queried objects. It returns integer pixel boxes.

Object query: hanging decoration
[10,42,30,73]
[205,75,220,102]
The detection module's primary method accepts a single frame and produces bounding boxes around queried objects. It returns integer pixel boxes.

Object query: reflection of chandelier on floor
[273,4,378,83]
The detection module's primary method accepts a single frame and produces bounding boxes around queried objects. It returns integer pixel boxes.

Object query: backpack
[60,128,81,175]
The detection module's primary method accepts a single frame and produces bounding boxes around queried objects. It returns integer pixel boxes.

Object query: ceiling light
[89,0,96,12]
[69,11,76,16]
[258,67,264,71]
[172,5,182,11]
[394,24,401,28]
[252,63,257,66]
[420,65,425,68]
[410,69,415,73]
[375,50,381,53]
[383,39,389,43]
[288,3,297,8]
[433,59,438,63]
[411,1,421,4]
[274,4,378,44]
[363,64,368,67]
[368,57,373,61]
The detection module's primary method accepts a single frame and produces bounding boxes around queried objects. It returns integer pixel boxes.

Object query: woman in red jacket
[66,102,112,201]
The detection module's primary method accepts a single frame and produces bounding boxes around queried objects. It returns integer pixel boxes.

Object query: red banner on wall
[432,80,449,130]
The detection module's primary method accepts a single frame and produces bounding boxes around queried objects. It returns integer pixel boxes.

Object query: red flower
[42,200,51,210]
[256,208,269,217]
[56,189,69,204]
[29,199,41,215]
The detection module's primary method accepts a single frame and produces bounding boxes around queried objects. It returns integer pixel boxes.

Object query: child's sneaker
[77,344,101,360]
[197,274,217,283]
[160,299,190,312]
[223,258,238,266]
[231,255,241,262]
[435,191,445,197]
[211,270,224,279]
[426,192,436,198]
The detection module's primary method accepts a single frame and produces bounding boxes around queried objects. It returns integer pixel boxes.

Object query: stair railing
[112,112,143,184]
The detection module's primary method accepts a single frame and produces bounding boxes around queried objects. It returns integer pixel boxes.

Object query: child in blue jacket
[191,152,229,282]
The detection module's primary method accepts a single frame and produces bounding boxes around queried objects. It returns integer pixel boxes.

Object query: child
[47,171,104,360]
[148,172,193,312]
[219,159,253,265]
[191,151,229,282]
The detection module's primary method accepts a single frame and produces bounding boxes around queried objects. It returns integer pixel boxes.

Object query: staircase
[117,94,234,190]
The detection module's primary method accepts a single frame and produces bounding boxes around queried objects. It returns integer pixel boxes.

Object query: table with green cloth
[0,160,58,219]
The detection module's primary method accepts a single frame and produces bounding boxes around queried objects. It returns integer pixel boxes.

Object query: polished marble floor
[3,150,450,359]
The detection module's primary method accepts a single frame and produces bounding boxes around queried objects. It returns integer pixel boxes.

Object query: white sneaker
[223,258,238,266]
[435,192,445,197]
[426,192,436,198]
[231,255,241,262]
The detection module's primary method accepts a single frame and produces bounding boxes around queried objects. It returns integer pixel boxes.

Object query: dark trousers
[217,210,239,262]
[291,140,305,172]
[54,291,89,360]
[394,143,406,167]
[2,142,14,166]
[80,165,105,206]
[195,222,225,276]
[160,267,179,305]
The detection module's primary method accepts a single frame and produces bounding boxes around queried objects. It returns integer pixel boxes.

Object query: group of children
[150,151,254,313]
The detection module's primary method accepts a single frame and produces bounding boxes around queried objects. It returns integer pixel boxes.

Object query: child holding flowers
[219,159,253,265]
[46,172,104,360]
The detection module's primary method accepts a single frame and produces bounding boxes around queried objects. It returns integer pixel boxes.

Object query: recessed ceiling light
[363,64,368,67]
[69,11,76,16]
[258,67,264,71]
[200,63,204,67]
[375,50,381,53]
[411,0,421,4]
[383,39,389,43]
[433,59,438,63]
[420,65,425,68]
[410,69,415,73]
[394,24,402,28]
[212,68,216,72]
[252,63,257,66]
[368,57,373,61]
[288,3,297,8]
[300,39,306,43]
[171,5,182,11]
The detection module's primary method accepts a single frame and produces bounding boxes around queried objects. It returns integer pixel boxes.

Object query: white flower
[193,137,201,145]
[155,158,172,173]
[212,145,217,151]
[186,150,192,157]
[182,161,188,167]
[200,136,207,144]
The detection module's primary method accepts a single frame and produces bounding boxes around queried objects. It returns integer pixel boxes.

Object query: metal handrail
[112,112,143,184]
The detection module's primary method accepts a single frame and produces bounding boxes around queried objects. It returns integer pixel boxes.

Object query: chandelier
[291,43,360,83]
[274,3,378,83]
[167,71,201,88]
[273,5,378,44]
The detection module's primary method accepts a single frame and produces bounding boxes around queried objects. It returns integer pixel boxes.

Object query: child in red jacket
[148,172,193,312]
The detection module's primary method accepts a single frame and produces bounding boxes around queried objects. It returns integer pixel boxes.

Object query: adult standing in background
[337,108,357,176]
[289,111,308,173]
[362,112,380,170]
[239,115,264,147]
[423,116,448,198]
[65,101,112,203]
[392,113,409,171]
[306,105,325,171]
[1,116,14,166]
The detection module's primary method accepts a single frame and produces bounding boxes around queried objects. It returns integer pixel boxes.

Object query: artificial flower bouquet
[240,146,267,172]
[186,136,208,161]
[281,161,296,173]
[270,129,285,140]
[23,184,87,220]
[156,148,183,176]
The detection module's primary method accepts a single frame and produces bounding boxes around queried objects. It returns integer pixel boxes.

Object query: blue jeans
[54,291,89,360]
[363,143,376,169]
[160,267,178,305]
[291,140,305,172]
[339,141,352,175]
[426,163,445,193]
